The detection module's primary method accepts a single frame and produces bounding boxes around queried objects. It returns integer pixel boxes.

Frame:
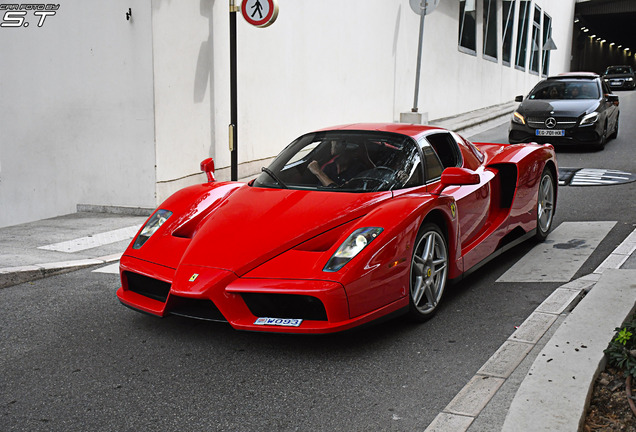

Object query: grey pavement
[0,211,150,289]
[1,102,635,431]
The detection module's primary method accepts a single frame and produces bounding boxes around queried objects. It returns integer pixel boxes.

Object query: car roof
[314,123,445,138]
[550,72,599,80]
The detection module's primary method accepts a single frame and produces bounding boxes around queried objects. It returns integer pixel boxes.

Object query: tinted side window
[425,133,461,168]
[601,80,612,95]
[420,142,443,182]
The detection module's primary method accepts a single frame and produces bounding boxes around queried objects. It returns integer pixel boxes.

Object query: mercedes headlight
[580,112,599,126]
[512,111,526,125]
[133,209,173,249]
[323,227,383,272]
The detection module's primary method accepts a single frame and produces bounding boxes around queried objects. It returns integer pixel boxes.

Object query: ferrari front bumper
[117,256,405,334]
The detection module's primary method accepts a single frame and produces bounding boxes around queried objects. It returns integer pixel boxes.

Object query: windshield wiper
[261,167,288,189]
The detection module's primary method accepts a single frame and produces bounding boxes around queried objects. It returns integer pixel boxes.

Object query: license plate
[536,129,565,137]
[254,317,303,327]
[611,80,621,86]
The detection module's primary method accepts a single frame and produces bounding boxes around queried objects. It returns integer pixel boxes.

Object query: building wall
[0,0,577,227]
[200,0,576,189]
[0,0,156,227]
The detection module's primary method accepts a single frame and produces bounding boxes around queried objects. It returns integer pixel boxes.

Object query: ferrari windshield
[528,79,600,100]
[253,131,422,192]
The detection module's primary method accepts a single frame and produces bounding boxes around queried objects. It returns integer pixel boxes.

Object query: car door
[421,133,494,252]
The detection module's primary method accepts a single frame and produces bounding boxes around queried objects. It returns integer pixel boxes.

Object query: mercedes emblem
[545,117,557,129]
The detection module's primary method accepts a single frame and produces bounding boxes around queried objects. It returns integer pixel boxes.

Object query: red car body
[117,123,557,334]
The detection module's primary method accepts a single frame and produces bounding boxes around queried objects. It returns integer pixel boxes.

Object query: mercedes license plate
[536,129,565,137]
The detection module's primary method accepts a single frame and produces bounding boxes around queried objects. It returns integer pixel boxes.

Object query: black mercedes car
[603,65,635,90]
[509,73,619,150]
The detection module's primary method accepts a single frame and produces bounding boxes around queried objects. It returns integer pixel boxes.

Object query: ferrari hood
[179,185,392,276]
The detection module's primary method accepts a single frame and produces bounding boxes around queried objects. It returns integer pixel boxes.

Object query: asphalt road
[1,91,635,432]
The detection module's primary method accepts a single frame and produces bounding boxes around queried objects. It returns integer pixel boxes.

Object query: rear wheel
[407,223,448,322]
[535,167,555,242]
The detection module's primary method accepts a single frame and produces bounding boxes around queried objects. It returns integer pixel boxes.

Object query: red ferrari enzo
[117,123,557,334]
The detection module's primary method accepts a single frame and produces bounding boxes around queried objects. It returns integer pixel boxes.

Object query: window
[425,133,461,169]
[529,6,541,74]
[515,1,531,70]
[502,0,515,66]
[542,14,553,76]
[459,0,477,54]
[483,0,497,60]
[420,142,443,182]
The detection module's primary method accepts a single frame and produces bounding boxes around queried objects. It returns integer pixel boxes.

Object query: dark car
[509,72,619,150]
[603,65,636,90]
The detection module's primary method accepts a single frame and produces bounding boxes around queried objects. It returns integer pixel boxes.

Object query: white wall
[0,0,156,227]
[151,0,217,203]
[0,0,577,227]
[204,0,576,182]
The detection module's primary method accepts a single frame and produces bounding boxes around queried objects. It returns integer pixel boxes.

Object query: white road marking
[38,226,139,253]
[496,221,616,283]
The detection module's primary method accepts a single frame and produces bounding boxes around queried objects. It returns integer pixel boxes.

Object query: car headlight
[323,227,383,272]
[133,209,173,249]
[626,77,634,82]
[580,112,599,126]
[512,111,526,125]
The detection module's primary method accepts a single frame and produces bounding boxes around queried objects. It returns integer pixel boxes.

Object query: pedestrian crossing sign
[240,0,279,28]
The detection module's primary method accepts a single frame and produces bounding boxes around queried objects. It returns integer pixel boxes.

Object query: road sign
[409,0,440,16]
[241,0,279,28]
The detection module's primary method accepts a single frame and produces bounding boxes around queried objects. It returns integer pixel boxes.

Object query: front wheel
[610,114,619,140]
[407,223,448,322]
[535,167,555,242]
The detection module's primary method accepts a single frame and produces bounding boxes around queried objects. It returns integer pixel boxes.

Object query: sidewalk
[0,211,149,288]
[1,102,635,430]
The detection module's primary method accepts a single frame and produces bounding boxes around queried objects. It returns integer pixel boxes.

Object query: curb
[425,227,636,432]
[430,101,517,133]
[0,254,121,289]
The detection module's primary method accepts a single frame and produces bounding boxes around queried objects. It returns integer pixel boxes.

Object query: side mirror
[515,95,524,102]
[606,94,619,106]
[431,167,480,194]
[200,158,216,182]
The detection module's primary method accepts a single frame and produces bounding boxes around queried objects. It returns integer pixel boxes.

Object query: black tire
[610,114,619,140]
[535,167,556,242]
[595,122,607,150]
[407,223,448,322]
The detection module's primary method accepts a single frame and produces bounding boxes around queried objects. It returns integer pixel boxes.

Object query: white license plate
[611,80,621,86]
[536,129,565,137]
[254,317,303,327]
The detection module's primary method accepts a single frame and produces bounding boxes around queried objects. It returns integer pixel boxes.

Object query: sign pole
[412,9,426,113]
[229,0,238,181]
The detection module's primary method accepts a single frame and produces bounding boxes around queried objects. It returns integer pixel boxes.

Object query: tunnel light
[583,28,589,33]
[601,39,606,43]
[610,42,615,47]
